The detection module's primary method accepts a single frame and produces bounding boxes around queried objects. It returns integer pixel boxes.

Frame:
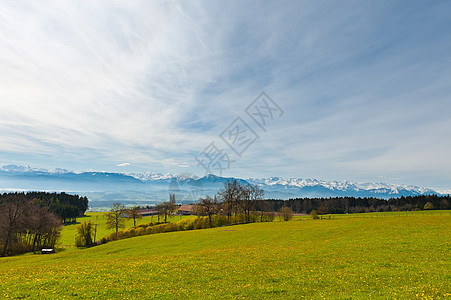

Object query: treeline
[0,192,89,256]
[98,212,276,245]
[76,181,270,246]
[263,194,451,214]
[0,192,89,223]
[195,180,266,227]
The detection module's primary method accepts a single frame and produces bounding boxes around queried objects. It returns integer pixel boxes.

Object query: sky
[0,0,450,190]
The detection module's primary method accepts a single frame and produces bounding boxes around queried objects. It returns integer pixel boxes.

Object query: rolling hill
[0,212,449,299]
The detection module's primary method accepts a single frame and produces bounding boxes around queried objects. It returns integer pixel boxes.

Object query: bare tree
[1,194,62,256]
[279,206,293,221]
[105,203,126,236]
[0,194,27,257]
[155,203,165,222]
[317,202,329,215]
[240,184,264,222]
[27,206,61,253]
[256,200,271,222]
[218,180,242,222]
[194,196,219,228]
[217,181,265,223]
[126,206,143,227]
[156,195,177,223]
[39,213,61,250]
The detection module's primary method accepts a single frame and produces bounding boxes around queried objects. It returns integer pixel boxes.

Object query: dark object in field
[41,248,55,254]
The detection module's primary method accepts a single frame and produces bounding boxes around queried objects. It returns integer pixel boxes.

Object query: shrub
[184,219,196,230]
[136,227,146,236]
[117,231,126,240]
[162,223,177,233]
[109,232,118,241]
[263,212,275,222]
[310,210,319,220]
[194,219,205,228]
[213,215,230,227]
[424,202,434,210]
[136,223,151,228]
[236,214,246,223]
[127,228,137,237]
[249,212,259,223]
[75,221,95,247]
[175,218,193,231]
[152,224,165,234]
[279,206,293,221]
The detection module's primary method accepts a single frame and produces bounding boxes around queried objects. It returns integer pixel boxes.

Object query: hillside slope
[0,213,449,299]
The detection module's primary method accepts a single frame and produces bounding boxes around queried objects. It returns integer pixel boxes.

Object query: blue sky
[0,0,450,189]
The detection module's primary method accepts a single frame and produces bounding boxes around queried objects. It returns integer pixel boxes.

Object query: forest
[0,192,89,256]
[0,192,89,223]
[263,194,450,214]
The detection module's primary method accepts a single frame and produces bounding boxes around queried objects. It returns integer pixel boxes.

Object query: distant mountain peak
[0,165,444,207]
[1,164,70,174]
[245,176,436,196]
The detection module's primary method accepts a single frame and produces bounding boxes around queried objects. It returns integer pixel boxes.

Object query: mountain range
[0,165,443,210]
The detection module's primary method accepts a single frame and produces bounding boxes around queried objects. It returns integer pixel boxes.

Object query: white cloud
[0,1,450,188]
[116,163,131,167]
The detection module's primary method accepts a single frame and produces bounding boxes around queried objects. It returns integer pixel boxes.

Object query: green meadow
[57,213,193,246]
[0,211,449,299]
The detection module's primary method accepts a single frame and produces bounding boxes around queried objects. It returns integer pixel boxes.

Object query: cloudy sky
[1,0,450,189]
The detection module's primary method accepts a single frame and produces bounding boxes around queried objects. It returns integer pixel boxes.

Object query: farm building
[178,204,195,215]
[139,209,159,216]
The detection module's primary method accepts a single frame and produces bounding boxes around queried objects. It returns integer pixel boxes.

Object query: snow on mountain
[435,189,451,195]
[0,165,442,205]
[246,177,436,195]
[127,172,202,182]
[0,165,70,174]
[128,172,174,182]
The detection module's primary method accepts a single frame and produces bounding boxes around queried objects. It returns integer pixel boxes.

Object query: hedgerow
[101,212,272,244]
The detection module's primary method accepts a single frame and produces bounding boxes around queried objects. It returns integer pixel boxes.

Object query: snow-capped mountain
[1,165,71,174]
[127,172,176,182]
[247,177,435,196]
[0,165,443,209]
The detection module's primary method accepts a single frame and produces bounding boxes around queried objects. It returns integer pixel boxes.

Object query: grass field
[58,213,195,246]
[0,211,449,299]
